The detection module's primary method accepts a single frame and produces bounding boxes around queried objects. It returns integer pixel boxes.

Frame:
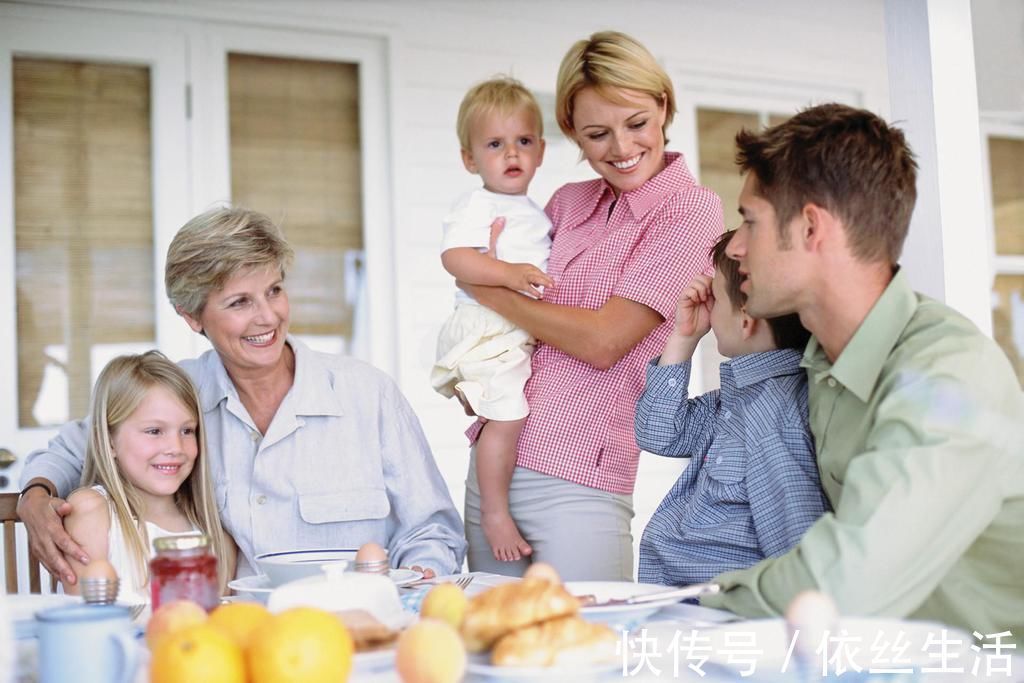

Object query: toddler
[636,230,829,586]
[431,77,552,562]
[61,351,234,603]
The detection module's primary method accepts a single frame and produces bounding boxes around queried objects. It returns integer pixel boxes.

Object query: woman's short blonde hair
[456,76,544,151]
[165,207,294,318]
[555,31,676,143]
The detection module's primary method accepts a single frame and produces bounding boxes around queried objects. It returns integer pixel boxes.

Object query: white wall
[5,0,894,576]
[972,0,1024,116]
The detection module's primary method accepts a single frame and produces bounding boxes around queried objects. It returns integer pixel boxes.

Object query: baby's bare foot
[482,511,533,562]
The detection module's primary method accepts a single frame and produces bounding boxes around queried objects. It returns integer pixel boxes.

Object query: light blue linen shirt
[22,338,467,577]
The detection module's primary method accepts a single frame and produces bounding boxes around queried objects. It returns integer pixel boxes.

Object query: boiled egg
[785,590,838,658]
[80,558,119,582]
[355,542,388,565]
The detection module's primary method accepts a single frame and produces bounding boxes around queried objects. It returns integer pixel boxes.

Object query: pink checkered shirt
[468,152,724,494]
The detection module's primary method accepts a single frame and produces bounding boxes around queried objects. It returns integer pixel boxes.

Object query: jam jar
[150,534,219,611]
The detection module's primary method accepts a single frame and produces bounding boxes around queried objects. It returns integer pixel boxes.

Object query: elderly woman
[19,207,466,582]
[460,31,724,580]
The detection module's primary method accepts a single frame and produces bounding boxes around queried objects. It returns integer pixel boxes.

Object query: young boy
[430,77,552,563]
[636,230,828,586]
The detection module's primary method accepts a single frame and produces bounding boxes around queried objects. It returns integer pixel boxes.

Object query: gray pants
[464,450,635,581]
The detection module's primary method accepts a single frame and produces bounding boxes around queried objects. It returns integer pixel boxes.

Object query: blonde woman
[61,351,234,603]
[461,31,724,579]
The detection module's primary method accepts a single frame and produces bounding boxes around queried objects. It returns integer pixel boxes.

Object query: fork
[405,574,475,590]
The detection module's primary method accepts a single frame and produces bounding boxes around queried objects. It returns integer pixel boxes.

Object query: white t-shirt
[441,188,552,305]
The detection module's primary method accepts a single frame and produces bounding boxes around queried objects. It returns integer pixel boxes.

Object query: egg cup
[80,577,120,605]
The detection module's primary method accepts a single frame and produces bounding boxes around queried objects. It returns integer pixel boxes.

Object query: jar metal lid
[153,533,209,552]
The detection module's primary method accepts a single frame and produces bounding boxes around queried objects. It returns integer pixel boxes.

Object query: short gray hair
[165,207,294,317]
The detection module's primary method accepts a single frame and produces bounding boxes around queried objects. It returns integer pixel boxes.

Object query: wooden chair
[1,492,53,593]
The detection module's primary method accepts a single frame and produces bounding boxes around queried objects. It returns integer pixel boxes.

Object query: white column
[884,0,992,334]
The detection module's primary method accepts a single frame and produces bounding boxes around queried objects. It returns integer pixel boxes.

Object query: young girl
[61,351,233,603]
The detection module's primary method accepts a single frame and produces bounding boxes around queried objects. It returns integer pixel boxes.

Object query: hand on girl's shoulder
[66,487,110,524]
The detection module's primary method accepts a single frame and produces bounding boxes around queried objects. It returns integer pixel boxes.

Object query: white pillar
[884,0,992,335]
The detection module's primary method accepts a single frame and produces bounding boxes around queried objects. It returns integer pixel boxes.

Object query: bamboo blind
[228,53,363,341]
[992,274,1023,386]
[990,136,1024,255]
[13,58,155,427]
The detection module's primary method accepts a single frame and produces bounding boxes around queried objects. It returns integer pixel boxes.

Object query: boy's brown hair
[735,103,918,264]
[711,230,810,351]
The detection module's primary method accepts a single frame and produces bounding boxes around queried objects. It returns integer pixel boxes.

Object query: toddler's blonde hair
[456,76,543,151]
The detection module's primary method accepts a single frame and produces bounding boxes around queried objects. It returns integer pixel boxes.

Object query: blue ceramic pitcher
[36,604,139,683]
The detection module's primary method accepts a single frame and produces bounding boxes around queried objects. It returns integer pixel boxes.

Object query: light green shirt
[702,270,1024,641]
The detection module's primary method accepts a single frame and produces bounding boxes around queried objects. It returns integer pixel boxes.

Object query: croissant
[460,578,579,652]
[491,615,619,667]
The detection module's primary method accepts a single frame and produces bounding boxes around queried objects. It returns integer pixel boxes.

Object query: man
[701,103,1023,642]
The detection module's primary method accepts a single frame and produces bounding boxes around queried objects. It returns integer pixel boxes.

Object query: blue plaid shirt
[636,349,828,586]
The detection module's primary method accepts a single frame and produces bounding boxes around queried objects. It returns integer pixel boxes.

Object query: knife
[578,582,721,608]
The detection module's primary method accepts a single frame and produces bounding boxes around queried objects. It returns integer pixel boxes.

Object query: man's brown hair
[735,103,918,264]
[711,230,810,351]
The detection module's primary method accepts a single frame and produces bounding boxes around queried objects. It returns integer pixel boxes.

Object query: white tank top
[90,485,198,606]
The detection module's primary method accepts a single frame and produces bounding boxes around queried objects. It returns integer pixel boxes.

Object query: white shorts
[430,304,534,421]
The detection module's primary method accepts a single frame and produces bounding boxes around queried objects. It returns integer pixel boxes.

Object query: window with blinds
[14,57,155,427]
[988,136,1024,386]
[228,53,364,354]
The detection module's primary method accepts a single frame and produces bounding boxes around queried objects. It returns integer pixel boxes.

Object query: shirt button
[716,456,723,464]
[250,432,260,443]
[827,378,837,388]
[723,410,732,420]
[256,495,267,505]
[667,378,677,387]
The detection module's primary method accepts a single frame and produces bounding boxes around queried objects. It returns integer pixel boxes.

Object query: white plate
[567,581,685,626]
[228,575,275,603]
[387,568,423,587]
[230,568,422,601]
[466,652,620,681]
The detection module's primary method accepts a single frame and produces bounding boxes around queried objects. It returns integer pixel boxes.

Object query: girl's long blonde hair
[81,351,230,590]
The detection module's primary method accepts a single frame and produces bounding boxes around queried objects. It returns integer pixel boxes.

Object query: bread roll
[491,615,618,667]
[460,578,579,652]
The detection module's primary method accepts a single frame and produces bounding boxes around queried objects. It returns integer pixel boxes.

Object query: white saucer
[567,581,690,626]
[229,568,423,603]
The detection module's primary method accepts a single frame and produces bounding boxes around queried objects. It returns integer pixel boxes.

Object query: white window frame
[0,6,192,506]
[186,24,396,374]
[980,115,1024,283]
[667,67,865,395]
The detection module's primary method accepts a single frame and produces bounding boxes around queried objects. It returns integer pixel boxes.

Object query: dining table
[11,571,1024,682]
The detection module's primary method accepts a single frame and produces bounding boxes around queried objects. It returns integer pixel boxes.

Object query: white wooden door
[0,9,193,494]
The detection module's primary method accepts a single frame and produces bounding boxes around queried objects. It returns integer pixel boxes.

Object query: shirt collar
[801,268,917,402]
[194,336,344,417]
[619,152,695,219]
[725,348,805,389]
[561,151,695,228]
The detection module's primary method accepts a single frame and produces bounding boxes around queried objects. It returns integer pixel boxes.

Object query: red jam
[150,534,219,611]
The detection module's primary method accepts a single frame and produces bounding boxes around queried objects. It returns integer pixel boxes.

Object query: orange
[150,623,245,683]
[248,607,354,683]
[208,601,272,650]
[145,600,208,649]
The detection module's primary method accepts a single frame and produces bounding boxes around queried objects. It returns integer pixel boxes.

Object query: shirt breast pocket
[705,450,747,486]
[297,487,391,524]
